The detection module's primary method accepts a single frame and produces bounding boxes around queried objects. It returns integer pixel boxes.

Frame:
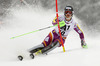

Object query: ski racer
[28,6,87,56]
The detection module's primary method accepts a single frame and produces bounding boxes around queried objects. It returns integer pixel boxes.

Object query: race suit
[42,15,84,47]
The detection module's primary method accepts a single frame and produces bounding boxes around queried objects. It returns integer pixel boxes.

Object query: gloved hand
[81,40,88,48]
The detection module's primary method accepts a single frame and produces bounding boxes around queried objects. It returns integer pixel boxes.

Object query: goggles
[65,11,72,14]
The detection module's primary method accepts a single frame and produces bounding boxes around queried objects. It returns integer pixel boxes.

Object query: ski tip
[18,55,23,61]
[30,53,35,59]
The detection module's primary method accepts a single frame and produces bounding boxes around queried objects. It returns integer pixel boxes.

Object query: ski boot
[35,50,42,55]
[29,47,43,53]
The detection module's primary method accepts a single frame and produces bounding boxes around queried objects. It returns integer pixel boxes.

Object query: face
[65,13,72,18]
[65,11,72,20]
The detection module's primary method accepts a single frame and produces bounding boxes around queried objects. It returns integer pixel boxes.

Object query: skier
[28,6,87,56]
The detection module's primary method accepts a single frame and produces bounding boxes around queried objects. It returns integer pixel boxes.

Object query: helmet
[64,6,74,16]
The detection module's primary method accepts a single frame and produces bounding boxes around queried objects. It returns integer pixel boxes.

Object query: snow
[0,6,100,66]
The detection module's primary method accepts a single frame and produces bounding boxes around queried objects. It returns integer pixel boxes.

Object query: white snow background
[0,5,100,66]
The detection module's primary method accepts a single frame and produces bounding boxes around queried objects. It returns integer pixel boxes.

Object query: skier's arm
[52,16,59,25]
[74,24,87,48]
[74,24,85,40]
[52,16,63,25]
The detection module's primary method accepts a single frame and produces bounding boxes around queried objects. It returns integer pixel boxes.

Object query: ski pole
[10,26,54,39]
[10,21,65,39]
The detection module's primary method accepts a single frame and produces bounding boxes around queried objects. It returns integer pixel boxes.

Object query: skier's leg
[41,36,66,54]
[28,31,54,53]
[41,41,60,54]
[28,44,44,53]
[29,30,59,54]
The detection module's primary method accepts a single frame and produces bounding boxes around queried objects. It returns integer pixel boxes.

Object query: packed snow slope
[0,6,100,66]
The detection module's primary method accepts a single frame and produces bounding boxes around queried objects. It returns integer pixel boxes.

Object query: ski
[18,55,24,61]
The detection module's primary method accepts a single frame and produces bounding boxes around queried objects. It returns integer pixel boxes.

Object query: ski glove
[81,40,88,48]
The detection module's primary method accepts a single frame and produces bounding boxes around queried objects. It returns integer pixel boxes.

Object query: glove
[81,40,88,48]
